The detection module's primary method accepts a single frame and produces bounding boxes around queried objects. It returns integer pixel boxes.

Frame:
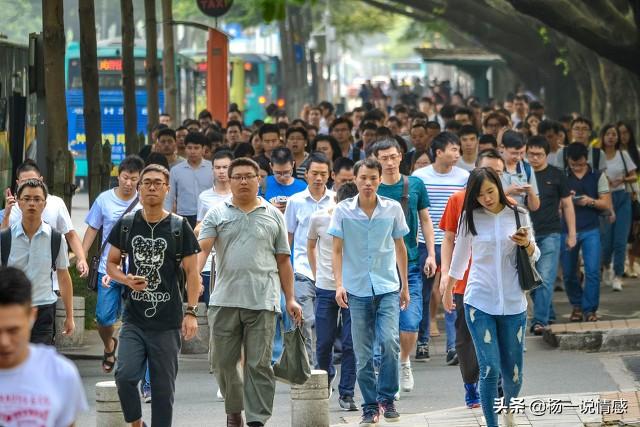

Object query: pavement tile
[549,324,566,333]
[626,318,640,328]
[610,319,628,328]
[563,323,582,333]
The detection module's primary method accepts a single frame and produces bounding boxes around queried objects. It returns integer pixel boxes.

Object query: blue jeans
[200,272,211,303]
[96,272,124,327]
[315,288,356,397]
[464,304,526,427]
[562,228,601,314]
[418,244,456,351]
[530,233,562,328]
[602,191,632,277]
[349,291,400,409]
[271,293,292,364]
[399,261,423,332]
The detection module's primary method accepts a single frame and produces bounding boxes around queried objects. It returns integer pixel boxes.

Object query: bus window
[244,62,259,87]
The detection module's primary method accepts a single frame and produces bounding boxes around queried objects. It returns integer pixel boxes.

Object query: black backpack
[118,211,186,298]
[0,227,63,277]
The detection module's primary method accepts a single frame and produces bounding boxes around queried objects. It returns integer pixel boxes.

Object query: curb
[544,327,640,352]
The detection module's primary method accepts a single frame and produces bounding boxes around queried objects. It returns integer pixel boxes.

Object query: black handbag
[512,207,543,291]
[620,151,640,221]
[86,196,139,291]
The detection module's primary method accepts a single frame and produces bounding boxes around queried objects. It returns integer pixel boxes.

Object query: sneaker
[446,349,459,366]
[464,383,481,408]
[359,407,380,426]
[216,387,224,401]
[379,401,400,422]
[502,411,516,427]
[142,381,151,403]
[415,343,430,362]
[612,276,623,292]
[400,362,414,392]
[339,395,359,411]
[603,267,614,287]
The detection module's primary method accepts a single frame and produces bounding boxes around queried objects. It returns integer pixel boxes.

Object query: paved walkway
[331,391,640,426]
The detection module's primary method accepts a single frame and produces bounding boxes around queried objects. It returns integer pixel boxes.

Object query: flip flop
[102,337,118,373]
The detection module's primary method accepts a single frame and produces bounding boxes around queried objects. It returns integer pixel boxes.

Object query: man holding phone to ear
[106,164,202,427]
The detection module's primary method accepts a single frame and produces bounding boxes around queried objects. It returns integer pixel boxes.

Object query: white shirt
[307,208,335,290]
[284,188,335,280]
[84,189,141,274]
[197,188,231,272]
[605,150,636,192]
[4,222,69,306]
[0,344,88,427]
[449,206,540,316]
[9,195,73,292]
[457,158,475,172]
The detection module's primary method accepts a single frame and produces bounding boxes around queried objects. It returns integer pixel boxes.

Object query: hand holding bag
[512,207,543,291]
[273,322,311,385]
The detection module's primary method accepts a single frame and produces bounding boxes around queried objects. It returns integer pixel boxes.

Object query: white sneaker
[400,362,414,392]
[612,276,623,292]
[603,267,614,287]
[216,387,224,401]
[502,412,516,427]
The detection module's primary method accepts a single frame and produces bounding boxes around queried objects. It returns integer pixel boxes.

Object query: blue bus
[66,40,198,179]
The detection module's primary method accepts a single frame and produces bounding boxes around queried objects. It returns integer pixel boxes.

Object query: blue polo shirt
[328,194,409,297]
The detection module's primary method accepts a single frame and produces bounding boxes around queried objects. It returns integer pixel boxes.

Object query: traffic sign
[196,0,234,18]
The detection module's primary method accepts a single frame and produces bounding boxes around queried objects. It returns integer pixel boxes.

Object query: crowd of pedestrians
[1,89,638,427]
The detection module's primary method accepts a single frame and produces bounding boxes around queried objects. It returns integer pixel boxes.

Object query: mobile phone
[275,196,288,204]
[572,195,585,201]
[132,275,146,282]
[515,226,531,236]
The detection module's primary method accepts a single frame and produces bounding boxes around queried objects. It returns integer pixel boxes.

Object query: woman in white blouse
[442,167,540,427]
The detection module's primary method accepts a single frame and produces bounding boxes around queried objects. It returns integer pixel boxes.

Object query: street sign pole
[206,28,229,126]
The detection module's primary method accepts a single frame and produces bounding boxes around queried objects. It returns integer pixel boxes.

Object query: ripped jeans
[464,304,526,427]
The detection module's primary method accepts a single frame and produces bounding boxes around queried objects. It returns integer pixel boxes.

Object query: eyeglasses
[527,152,546,159]
[19,196,45,204]
[140,180,167,189]
[230,174,258,182]
[273,170,293,178]
[572,127,590,132]
[378,154,401,162]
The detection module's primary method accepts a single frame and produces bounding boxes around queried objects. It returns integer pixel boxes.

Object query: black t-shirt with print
[107,211,200,331]
[530,165,571,237]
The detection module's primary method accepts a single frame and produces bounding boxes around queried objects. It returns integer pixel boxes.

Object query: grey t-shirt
[199,198,290,312]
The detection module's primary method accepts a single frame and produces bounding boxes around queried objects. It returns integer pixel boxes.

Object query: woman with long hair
[601,124,637,291]
[442,167,539,427]
[617,121,640,277]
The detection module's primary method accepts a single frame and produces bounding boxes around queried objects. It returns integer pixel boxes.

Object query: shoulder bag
[619,151,640,221]
[512,207,543,291]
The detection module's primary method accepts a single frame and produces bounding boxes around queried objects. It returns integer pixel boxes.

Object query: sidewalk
[331,390,640,426]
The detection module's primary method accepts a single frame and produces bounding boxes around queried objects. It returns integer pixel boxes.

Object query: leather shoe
[227,413,243,427]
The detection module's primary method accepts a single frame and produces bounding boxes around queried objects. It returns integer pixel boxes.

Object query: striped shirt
[412,165,469,245]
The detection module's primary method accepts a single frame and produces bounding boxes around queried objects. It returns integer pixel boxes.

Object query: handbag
[620,150,640,221]
[512,207,543,291]
[273,323,311,385]
[86,196,139,291]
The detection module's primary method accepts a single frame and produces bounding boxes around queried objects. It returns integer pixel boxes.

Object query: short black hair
[386,116,401,126]
[259,123,280,139]
[475,148,504,167]
[286,126,308,141]
[529,100,544,111]
[330,117,353,132]
[306,152,331,171]
[152,123,168,133]
[502,130,525,150]
[333,157,355,175]
[118,155,145,175]
[226,120,243,131]
[455,107,473,118]
[228,157,259,177]
[0,267,32,307]
[360,121,378,132]
[459,125,479,137]
[393,104,408,114]
[198,109,213,120]
[319,101,334,113]
[16,159,41,178]
[526,135,550,155]
[353,158,382,176]
[570,116,593,130]
[445,120,462,133]
[233,143,254,158]
[270,147,294,166]
[16,178,48,199]
[185,131,208,147]
[145,152,170,169]
[213,150,234,162]
[156,127,176,140]
[207,131,224,145]
[371,138,402,157]
[176,126,188,133]
[336,182,358,203]
[538,120,559,135]
[431,132,461,160]
[566,142,588,161]
[310,135,342,163]
[478,134,498,149]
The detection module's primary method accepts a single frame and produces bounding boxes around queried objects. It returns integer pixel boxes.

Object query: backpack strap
[516,160,532,182]
[0,228,11,267]
[50,230,62,273]
[592,147,601,171]
[170,213,183,265]
[400,175,410,218]
[119,212,137,274]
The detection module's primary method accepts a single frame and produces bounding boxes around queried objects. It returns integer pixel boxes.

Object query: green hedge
[69,266,97,330]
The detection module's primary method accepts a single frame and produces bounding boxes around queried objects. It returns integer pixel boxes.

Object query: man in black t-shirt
[526,136,576,334]
[106,164,201,427]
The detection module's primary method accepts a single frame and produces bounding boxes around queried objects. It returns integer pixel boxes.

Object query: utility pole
[121,0,139,155]
[162,0,177,124]
[145,0,160,133]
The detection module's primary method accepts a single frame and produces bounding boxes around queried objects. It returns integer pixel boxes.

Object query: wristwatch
[185,305,199,317]
[589,200,596,208]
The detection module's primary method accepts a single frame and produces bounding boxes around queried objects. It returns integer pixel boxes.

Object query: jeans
[200,272,212,303]
[562,228,601,314]
[294,273,317,366]
[348,291,400,409]
[530,233,562,327]
[399,262,423,332]
[464,304,526,427]
[602,191,632,277]
[96,272,124,327]
[115,323,181,426]
[271,293,292,364]
[315,287,356,397]
[418,244,456,351]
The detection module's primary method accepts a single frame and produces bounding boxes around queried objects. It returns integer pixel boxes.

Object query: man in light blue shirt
[329,158,409,425]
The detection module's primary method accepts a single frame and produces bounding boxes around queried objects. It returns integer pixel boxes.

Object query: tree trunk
[79,0,107,207]
[161,0,177,124]
[121,0,138,155]
[145,0,159,133]
[42,0,73,209]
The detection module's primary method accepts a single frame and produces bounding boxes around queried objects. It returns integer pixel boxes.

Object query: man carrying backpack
[0,178,74,345]
[500,130,541,211]
[106,164,202,427]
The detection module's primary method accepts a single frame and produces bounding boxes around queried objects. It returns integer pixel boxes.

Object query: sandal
[102,337,118,373]
[531,324,546,336]
[569,307,583,322]
[584,313,598,322]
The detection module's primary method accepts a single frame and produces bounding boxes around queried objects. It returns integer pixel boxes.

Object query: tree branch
[360,0,431,20]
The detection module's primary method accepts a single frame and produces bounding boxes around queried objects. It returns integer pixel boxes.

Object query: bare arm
[181,254,201,307]
[440,230,455,276]
[65,230,89,277]
[197,237,215,273]
[288,232,294,248]
[526,188,540,211]
[81,226,99,257]
[332,237,344,289]
[395,238,408,290]
[419,208,437,274]
[307,238,318,280]
[276,253,295,301]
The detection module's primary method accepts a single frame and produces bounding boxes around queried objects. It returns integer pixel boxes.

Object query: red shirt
[439,191,469,295]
